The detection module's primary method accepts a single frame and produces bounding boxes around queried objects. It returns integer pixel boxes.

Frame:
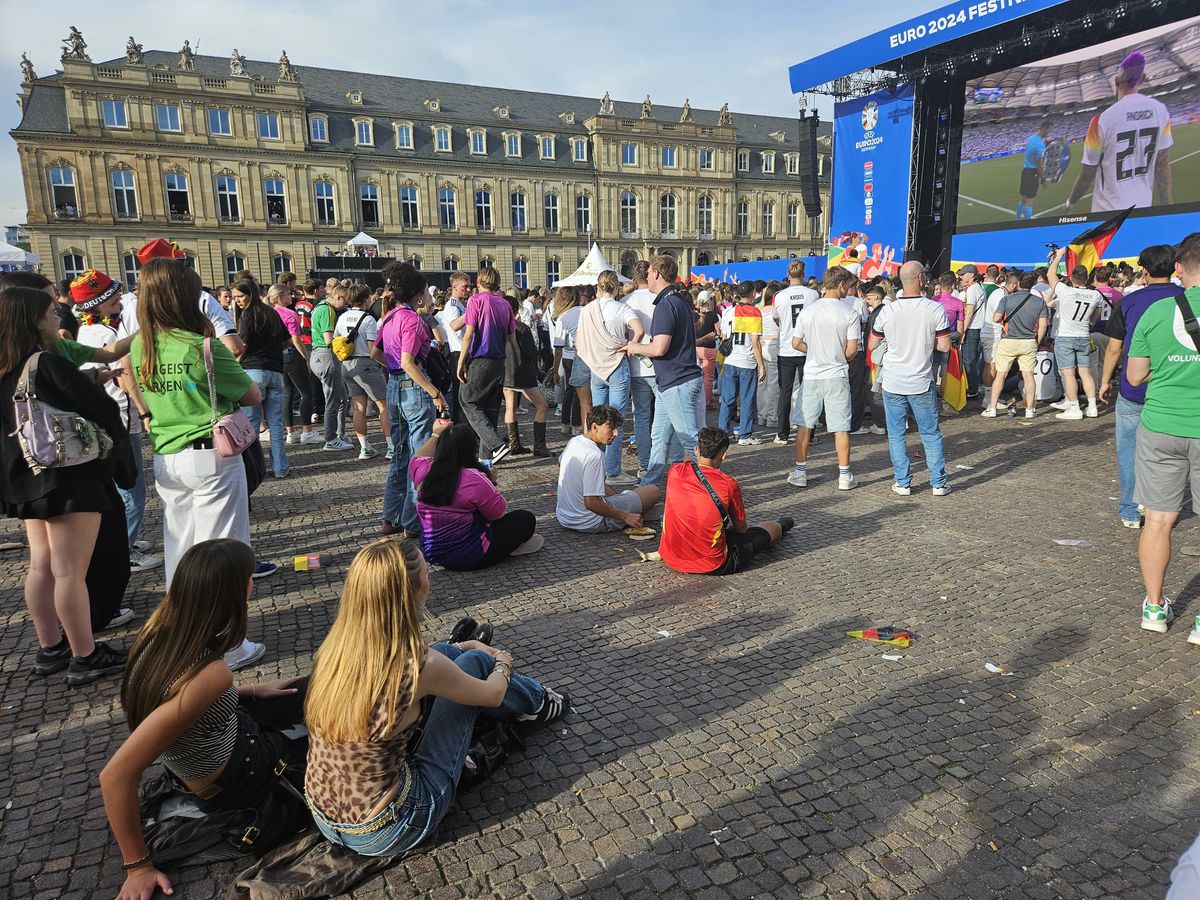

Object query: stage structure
[789,0,1200,270]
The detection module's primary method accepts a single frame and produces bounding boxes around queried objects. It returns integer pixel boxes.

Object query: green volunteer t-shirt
[53,338,98,366]
[1128,286,1200,439]
[310,302,336,349]
[130,329,252,455]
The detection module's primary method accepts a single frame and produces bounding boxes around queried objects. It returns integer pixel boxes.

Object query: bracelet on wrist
[122,853,152,871]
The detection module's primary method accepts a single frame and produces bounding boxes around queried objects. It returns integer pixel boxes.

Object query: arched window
[314,180,336,226]
[61,252,85,281]
[443,255,459,272]
[697,195,713,238]
[359,183,379,227]
[165,172,191,220]
[407,253,422,268]
[225,253,246,283]
[479,255,495,269]
[273,254,293,279]
[121,250,140,287]
[438,187,457,230]
[696,251,712,266]
[513,257,528,289]
[619,250,637,279]
[659,193,677,237]
[543,192,559,232]
[620,191,638,236]
[475,190,493,232]
[510,191,526,232]
[762,201,775,238]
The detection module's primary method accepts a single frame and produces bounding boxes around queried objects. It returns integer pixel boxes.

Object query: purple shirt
[933,292,965,332]
[275,306,300,337]
[464,291,515,359]
[410,456,506,569]
[374,304,430,371]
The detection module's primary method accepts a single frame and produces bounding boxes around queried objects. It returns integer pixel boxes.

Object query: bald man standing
[866,261,953,496]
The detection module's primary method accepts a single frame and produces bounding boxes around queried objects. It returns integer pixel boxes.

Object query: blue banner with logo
[828,84,914,280]
[788,0,1070,93]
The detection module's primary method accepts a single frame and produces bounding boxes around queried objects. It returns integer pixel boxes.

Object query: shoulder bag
[380,308,454,393]
[331,311,367,362]
[1176,294,1200,352]
[1000,295,1031,337]
[11,351,113,475]
[689,460,734,532]
[204,338,256,458]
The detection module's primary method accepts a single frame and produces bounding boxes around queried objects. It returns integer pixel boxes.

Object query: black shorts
[708,526,773,575]
[1019,167,1040,200]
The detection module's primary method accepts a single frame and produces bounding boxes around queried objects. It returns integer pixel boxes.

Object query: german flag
[1066,206,1134,273]
[943,347,967,412]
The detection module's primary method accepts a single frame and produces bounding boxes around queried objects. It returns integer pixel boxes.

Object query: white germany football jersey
[1081,93,1173,214]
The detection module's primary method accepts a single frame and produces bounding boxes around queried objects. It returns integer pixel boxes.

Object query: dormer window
[346,90,363,105]
[559,111,575,125]
[786,153,799,175]
[493,105,510,120]
[394,122,413,150]
[354,118,374,147]
[737,149,750,172]
[572,138,587,163]
[433,125,452,152]
[762,151,776,174]
[424,98,441,113]
[469,129,487,155]
[504,132,521,158]
[538,135,555,160]
[309,115,328,143]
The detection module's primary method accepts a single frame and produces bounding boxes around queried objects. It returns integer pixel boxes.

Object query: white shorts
[793,377,851,432]
[981,336,997,365]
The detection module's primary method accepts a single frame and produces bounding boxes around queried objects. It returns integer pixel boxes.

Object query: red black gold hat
[136,237,186,266]
[69,269,122,311]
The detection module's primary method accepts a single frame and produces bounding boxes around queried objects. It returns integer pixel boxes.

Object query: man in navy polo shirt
[1099,244,1185,529]
[626,254,704,486]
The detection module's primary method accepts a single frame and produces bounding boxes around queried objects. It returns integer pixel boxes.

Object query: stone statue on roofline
[230,49,248,77]
[641,95,653,119]
[680,99,693,123]
[718,102,733,126]
[62,26,89,62]
[126,36,144,65]
[278,50,297,82]
[178,40,195,71]
[599,91,614,115]
[20,53,36,85]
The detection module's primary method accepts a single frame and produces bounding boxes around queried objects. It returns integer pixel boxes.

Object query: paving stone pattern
[2,408,1199,899]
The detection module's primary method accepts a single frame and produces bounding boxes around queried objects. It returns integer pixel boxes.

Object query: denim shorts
[794,377,851,432]
[568,355,592,389]
[1053,335,1091,370]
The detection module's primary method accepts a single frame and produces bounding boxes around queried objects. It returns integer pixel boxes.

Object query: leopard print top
[305,676,421,824]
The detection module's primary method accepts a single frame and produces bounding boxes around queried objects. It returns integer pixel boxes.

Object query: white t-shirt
[556,435,607,530]
[77,320,140,434]
[1082,92,1173,214]
[117,290,235,340]
[961,283,987,331]
[976,289,1006,340]
[773,285,819,358]
[872,295,950,395]
[436,299,466,352]
[520,298,540,329]
[552,306,582,360]
[591,295,637,342]
[625,288,658,377]
[793,297,860,380]
[718,305,762,370]
[843,261,862,277]
[333,308,378,357]
[1049,284,1104,338]
[760,304,779,341]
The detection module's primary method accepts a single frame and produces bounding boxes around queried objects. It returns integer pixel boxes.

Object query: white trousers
[759,339,780,426]
[154,447,251,585]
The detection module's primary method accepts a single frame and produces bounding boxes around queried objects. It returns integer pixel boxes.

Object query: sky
[0,0,948,228]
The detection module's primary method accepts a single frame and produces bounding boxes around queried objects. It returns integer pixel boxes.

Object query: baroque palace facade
[12,34,832,289]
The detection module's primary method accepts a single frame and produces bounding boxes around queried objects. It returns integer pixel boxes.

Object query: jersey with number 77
[1081,93,1173,214]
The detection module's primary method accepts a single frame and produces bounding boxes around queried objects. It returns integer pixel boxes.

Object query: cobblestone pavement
[3,405,1199,900]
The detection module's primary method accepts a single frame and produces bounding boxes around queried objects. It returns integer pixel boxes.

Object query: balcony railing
[167,210,193,223]
[218,214,242,224]
[267,214,289,226]
[114,212,140,222]
[52,208,80,220]
[316,216,338,227]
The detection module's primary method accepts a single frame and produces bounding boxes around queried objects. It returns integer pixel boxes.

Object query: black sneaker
[65,642,126,686]
[448,617,477,643]
[516,687,569,730]
[33,637,71,676]
[472,622,494,644]
[491,444,512,466]
[779,516,795,535]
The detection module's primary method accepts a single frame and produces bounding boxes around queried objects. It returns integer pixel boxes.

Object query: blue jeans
[590,361,631,477]
[117,430,146,548]
[311,643,545,856]
[245,369,289,477]
[643,377,703,486]
[883,386,947,488]
[718,364,758,438]
[383,376,435,533]
[962,330,983,397]
[1116,394,1143,523]
[630,376,655,472]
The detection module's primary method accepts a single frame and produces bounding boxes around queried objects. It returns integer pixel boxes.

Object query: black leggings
[560,359,581,426]
[471,510,537,570]
[282,350,314,429]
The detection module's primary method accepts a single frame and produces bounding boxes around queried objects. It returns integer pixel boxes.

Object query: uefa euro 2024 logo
[861,101,879,131]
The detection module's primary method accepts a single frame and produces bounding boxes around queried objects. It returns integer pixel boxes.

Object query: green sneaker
[1188,615,1200,646]
[1140,597,1174,634]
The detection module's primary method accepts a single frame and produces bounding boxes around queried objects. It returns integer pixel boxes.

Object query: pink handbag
[203,338,256,458]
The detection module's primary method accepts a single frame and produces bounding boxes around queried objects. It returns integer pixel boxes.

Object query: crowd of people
[1,228,1198,896]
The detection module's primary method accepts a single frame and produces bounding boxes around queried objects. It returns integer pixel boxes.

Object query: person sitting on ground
[304,539,568,857]
[410,419,542,570]
[659,426,792,575]
[100,539,307,900]
[556,405,660,533]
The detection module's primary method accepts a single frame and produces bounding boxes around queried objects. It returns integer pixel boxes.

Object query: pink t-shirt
[933,292,965,331]
[374,305,431,371]
[409,455,506,569]
[275,306,300,337]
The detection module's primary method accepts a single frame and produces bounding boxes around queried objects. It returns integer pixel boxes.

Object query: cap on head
[956,263,979,277]
[70,269,122,311]
[1117,51,1145,88]
[136,238,185,266]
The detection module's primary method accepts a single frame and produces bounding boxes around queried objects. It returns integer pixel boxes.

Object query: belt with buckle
[190,437,214,450]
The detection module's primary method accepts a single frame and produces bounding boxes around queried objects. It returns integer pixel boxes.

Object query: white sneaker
[1024,408,1037,419]
[1050,400,1070,411]
[786,470,807,488]
[980,408,997,418]
[259,430,269,443]
[838,472,857,491]
[606,473,638,486]
[225,639,267,671]
[322,437,355,451]
[932,484,952,496]
[848,427,871,436]
[129,550,163,572]
[285,432,298,444]
[738,436,763,446]
[1085,404,1099,418]
[773,435,790,445]
[869,424,887,436]
[1141,597,1174,634]
[891,483,911,496]
[358,445,379,460]
[300,432,324,445]
[102,608,135,629]
[1121,518,1142,530]
[1055,406,1083,421]
[1188,615,1200,646]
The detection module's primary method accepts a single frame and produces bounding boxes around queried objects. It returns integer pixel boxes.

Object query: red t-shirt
[659,462,746,574]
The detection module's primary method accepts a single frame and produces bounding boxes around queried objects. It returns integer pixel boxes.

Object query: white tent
[0,240,38,269]
[554,242,630,286]
[346,231,379,248]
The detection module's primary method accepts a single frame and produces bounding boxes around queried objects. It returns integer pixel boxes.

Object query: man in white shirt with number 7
[1045,247,1104,420]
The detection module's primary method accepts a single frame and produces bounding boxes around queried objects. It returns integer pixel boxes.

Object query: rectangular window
[787,154,799,175]
[737,150,749,173]
[257,112,280,140]
[762,152,775,174]
[471,131,486,155]
[787,204,799,237]
[575,195,591,234]
[573,139,587,162]
[215,175,240,222]
[101,99,127,129]
[309,117,328,143]
[360,184,380,226]
[438,187,456,230]
[208,108,232,136]
[356,121,373,146]
[736,203,748,236]
[314,181,336,226]
[49,167,77,215]
[474,190,492,231]
[543,193,559,232]
[400,186,419,229]
[395,123,413,149]
[547,259,560,287]
[510,192,526,232]
[661,145,676,168]
[265,178,287,224]
[621,142,638,166]
[435,127,451,152]
[155,103,181,133]
[699,148,714,170]
[165,173,190,219]
[513,258,528,290]
[540,136,554,160]
[506,133,521,157]
[111,170,138,219]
